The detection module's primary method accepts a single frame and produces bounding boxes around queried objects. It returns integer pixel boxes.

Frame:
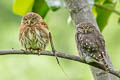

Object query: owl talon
[26,48,33,51]
[38,50,41,55]
[80,56,85,61]
[35,50,41,55]
[35,50,38,53]
[30,48,33,51]
[85,56,96,63]
[25,48,34,54]
[26,48,30,51]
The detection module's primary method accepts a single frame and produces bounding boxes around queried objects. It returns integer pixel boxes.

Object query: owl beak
[27,20,32,26]
[28,20,31,25]
[85,29,87,33]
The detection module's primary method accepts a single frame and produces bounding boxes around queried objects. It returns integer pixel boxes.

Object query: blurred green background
[0,0,120,80]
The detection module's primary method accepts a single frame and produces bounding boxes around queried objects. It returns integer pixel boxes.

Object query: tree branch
[95,3,120,16]
[0,49,120,78]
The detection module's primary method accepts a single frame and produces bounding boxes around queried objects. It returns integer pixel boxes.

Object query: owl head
[76,22,96,34]
[22,12,42,27]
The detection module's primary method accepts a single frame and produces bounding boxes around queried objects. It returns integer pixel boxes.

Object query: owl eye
[23,17,27,21]
[79,27,84,29]
[32,17,37,23]
[77,27,84,33]
[89,28,94,32]
[32,17,36,20]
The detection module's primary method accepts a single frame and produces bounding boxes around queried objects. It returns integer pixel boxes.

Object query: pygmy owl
[75,22,109,72]
[19,12,49,53]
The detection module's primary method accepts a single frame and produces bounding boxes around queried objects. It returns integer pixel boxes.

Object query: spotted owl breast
[79,33,99,53]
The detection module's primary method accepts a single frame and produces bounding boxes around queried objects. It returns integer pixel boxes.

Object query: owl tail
[101,55,110,72]
[95,52,110,72]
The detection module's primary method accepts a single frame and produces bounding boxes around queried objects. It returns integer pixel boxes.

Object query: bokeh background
[0,0,120,80]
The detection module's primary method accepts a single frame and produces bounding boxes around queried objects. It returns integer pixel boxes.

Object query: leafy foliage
[94,0,117,31]
[32,0,49,18]
[13,0,118,30]
[13,0,34,16]
[13,0,64,18]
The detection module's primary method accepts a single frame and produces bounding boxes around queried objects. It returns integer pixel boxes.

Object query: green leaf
[32,0,49,18]
[104,0,116,3]
[118,18,120,24]
[92,6,97,18]
[94,0,117,31]
[94,0,105,4]
[13,0,34,16]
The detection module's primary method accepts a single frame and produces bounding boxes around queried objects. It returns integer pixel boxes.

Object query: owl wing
[95,33,109,71]
[75,31,106,61]
[75,32,85,58]
[19,24,25,41]
[76,32,103,61]
[97,33,106,56]
[35,26,49,44]
[85,32,108,69]
[82,35,100,61]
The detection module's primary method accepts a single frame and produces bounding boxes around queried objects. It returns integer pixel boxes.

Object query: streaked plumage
[19,12,49,51]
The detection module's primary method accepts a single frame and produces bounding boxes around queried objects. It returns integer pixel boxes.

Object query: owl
[19,12,49,53]
[75,22,109,72]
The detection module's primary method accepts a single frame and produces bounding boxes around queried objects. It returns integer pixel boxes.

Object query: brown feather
[19,12,49,51]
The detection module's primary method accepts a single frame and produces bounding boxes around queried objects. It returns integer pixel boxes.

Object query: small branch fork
[49,32,60,64]
[0,49,120,78]
[49,32,70,80]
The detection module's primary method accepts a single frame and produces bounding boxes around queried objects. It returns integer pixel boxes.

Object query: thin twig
[95,3,120,16]
[49,32,70,80]
[49,32,60,64]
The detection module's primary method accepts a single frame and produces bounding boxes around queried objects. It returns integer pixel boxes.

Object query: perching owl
[75,22,109,72]
[19,12,49,53]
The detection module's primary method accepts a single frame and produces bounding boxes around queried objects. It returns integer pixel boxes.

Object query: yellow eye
[80,27,83,29]
[23,18,28,24]
[32,17,37,23]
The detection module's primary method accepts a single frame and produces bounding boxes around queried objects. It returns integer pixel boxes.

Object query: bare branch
[0,49,120,78]
[49,32,60,64]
